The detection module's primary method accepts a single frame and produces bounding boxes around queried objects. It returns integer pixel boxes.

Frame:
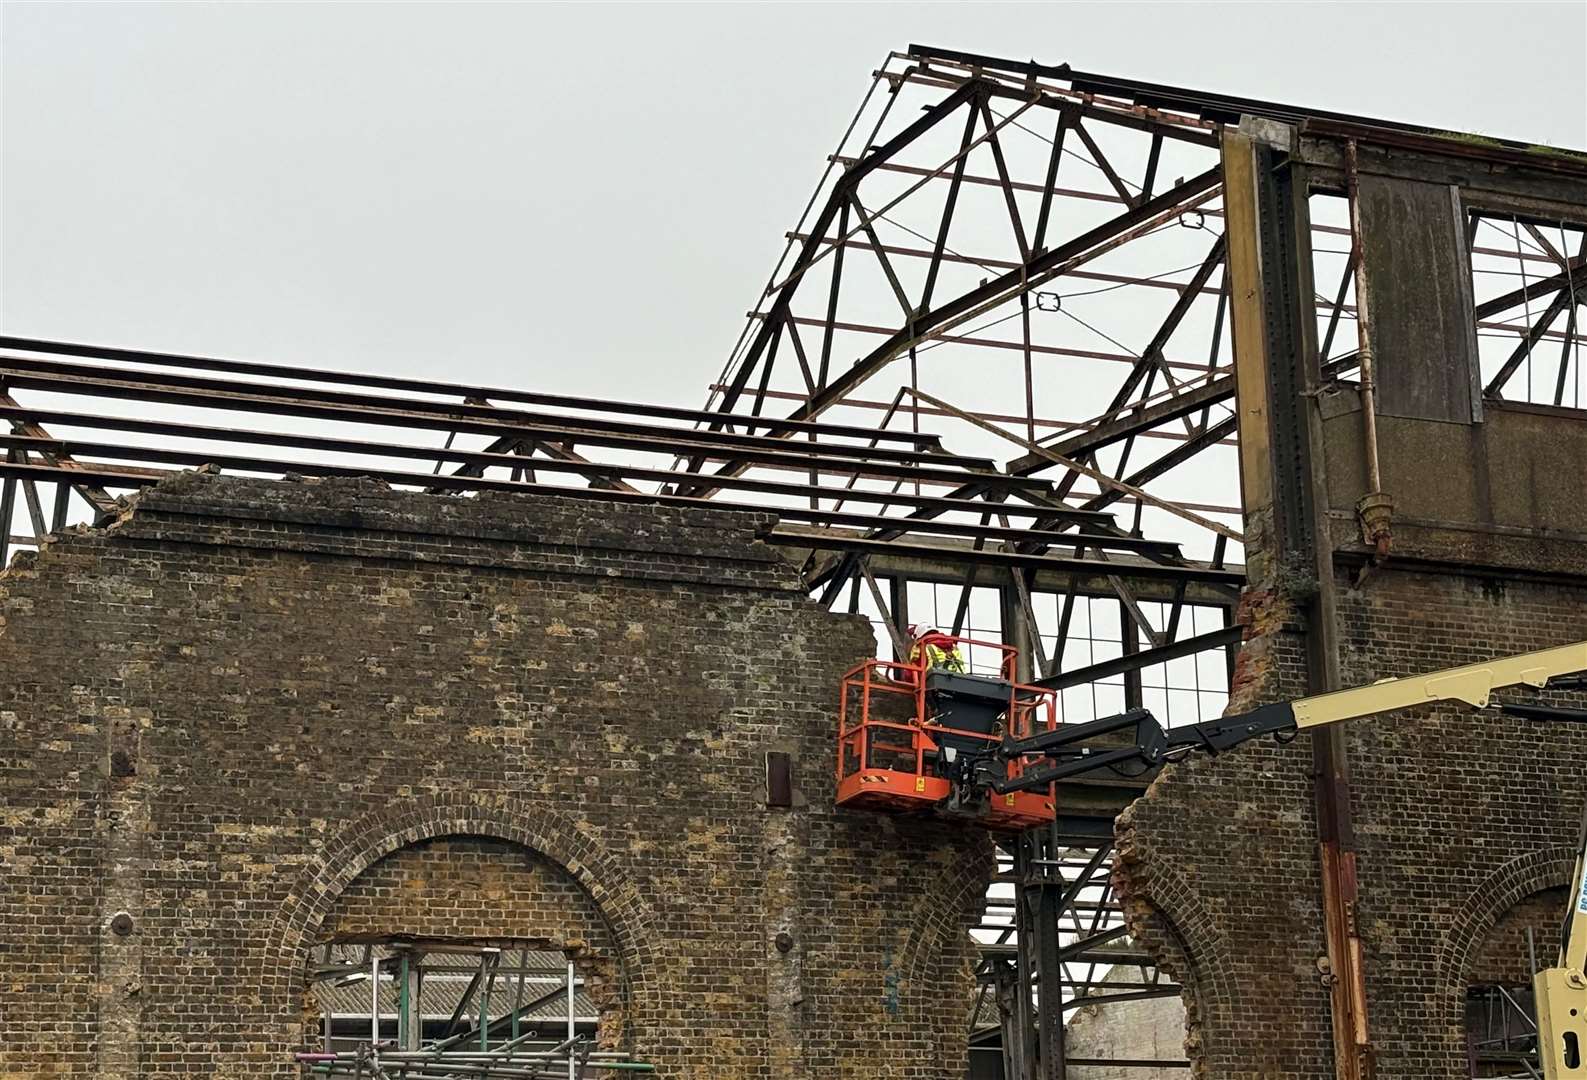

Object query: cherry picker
[836,637,1587,1076]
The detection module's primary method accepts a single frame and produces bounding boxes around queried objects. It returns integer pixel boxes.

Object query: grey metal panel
[1357,174,1480,423]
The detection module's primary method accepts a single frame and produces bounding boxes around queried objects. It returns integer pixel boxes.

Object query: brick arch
[1435,844,1576,1015]
[889,839,993,1070]
[900,840,994,987]
[1112,853,1239,1063]
[258,791,659,1047]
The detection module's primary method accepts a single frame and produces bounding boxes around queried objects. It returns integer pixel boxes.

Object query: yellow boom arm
[1289,641,1587,728]
[1537,813,1587,1078]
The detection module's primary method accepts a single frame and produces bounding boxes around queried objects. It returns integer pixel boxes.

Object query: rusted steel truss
[973,838,1188,1077]
[692,44,1583,1080]
[0,335,1235,588]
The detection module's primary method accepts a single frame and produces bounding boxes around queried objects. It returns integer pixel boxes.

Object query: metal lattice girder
[0,338,1236,603]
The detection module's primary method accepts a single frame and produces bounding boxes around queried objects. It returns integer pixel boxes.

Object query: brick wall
[1116,581,1332,1078]
[0,473,990,1079]
[1117,565,1587,1078]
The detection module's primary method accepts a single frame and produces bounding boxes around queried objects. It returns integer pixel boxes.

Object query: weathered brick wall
[0,565,106,1080]
[1336,570,1587,1076]
[1118,566,1587,1078]
[0,473,989,1079]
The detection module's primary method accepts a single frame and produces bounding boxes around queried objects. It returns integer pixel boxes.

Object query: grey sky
[4,1,1585,409]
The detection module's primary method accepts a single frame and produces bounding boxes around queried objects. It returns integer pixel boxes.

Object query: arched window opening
[298,835,630,1076]
[1465,886,1568,1078]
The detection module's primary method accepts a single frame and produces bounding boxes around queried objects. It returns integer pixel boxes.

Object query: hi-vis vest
[911,639,966,673]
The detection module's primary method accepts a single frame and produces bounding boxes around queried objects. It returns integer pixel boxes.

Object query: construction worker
[907,625,966,674]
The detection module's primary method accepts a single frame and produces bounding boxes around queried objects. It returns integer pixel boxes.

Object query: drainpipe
[1343,140,1393,560]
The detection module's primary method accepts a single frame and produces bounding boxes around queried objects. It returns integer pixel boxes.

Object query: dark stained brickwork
[1118,565,1587,1079]
[0,473,990,1079]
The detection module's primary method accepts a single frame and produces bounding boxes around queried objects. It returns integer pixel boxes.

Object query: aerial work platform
[834,635,1059,831]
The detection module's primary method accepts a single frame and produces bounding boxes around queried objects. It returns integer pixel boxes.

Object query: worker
[907,625,966,674]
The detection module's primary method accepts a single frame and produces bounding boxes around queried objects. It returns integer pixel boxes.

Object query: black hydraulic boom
[980,642,1587,795]
[983,701,1300,794]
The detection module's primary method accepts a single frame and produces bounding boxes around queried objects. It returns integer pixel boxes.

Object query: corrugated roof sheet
[315,979,598,1022]
[312,944,599,1022]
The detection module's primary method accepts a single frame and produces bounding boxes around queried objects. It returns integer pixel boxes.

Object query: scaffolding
[297,1041,651,1079]
[300,942,646,1079]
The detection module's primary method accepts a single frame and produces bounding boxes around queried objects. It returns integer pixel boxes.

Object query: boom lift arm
[976,640,1587,1078]
[987,641,1587,792]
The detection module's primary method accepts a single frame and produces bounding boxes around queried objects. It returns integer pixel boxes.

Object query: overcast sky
[4,2,1585,409]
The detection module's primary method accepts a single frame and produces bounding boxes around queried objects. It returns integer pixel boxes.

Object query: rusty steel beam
[0,357,1008,478]
[0,455,1175,560]
[0,336,938,448]
[711,78,990,419]
[1080,415,1240,513]
[0,428,1121,530]
[790,231,1223,295]
[1,388,118,516]
[18,397,1185,555]
[788,166,1224,424]
[906,386,1242,543]
[713,384,1239,448]
[827,154,1130,209]
[691,167,1228,509]
[1034,624,1242,690]
[1471,253,1587,319]
[767,530,1241,585]
[767,313,1217,375]
[894,53,1222,148]
[1483,285,1575,397]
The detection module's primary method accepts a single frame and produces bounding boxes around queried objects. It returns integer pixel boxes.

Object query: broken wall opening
[846,562,1236,1076]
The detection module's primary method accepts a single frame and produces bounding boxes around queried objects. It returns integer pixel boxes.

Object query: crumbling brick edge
[1114,802,1233,1077]
[1110,586,1290,1076]
[1111,575,1586,1074]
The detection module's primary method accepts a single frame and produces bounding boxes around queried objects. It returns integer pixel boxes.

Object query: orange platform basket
[835,635,1058,832]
